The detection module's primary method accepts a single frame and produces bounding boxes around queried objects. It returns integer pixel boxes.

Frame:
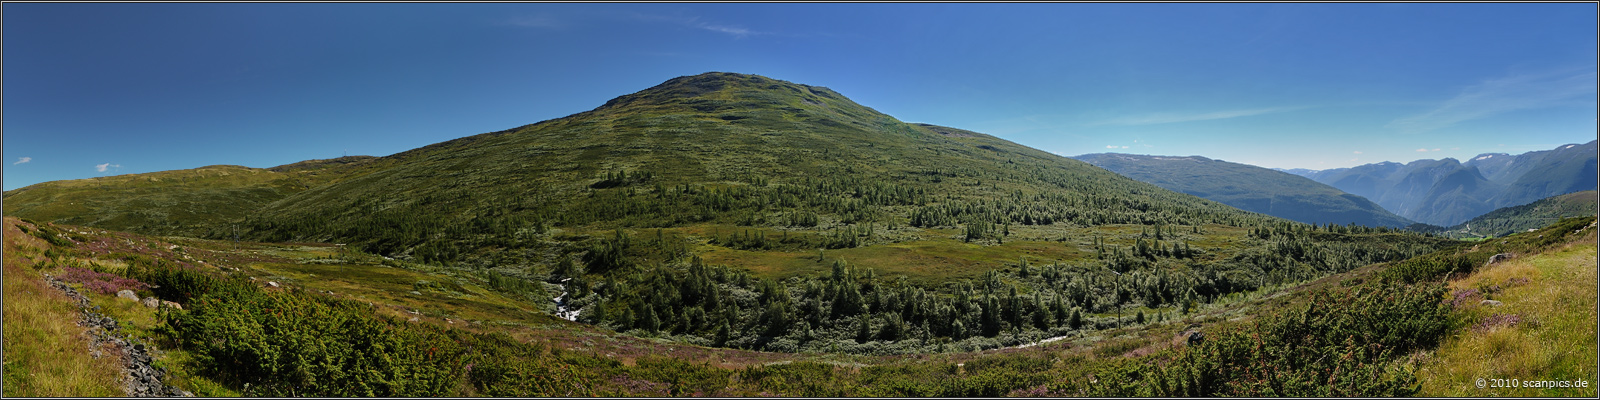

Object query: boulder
[117,290,139,302]
[267,281,280,288]
[1485,253,1513,266]
[140,297,160,308]
[160,300,183,310]
[1481,300,1504,307]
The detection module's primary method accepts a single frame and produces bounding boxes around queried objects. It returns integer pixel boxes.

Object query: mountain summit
[6,72,1281,263]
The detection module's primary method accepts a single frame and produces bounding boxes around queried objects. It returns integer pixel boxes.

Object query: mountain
[1475,141,1598,208]
[6,72,1282,263]
[1291,141,1596,226]
[0,156,385,237]
[1463,152,1516,181]
[1443,190,1597,238]
[1073,154,1413,227]
[5,72,1463,362]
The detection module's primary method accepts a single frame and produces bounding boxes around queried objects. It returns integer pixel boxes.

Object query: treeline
[550,224,1452,355]
[1047,215,1597,397]
[232,159,1290,266]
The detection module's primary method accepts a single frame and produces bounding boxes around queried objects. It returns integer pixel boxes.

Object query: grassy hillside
[241,73,1284,262]
[1074,153,1414,227]
[1416,230,1596,397]
[0,215,1474,397]
[2,73,1470,360]
[1,219,125,396]
[1,156,386,238]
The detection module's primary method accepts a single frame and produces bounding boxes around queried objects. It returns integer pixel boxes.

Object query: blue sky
[5,3,1596,190]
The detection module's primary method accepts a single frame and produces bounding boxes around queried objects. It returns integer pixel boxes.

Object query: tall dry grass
[2,217,125,397]
[1415,233,1598,397]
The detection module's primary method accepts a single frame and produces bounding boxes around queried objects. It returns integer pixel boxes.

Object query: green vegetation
[9,73,1591,397]
[1416,229,1597,397]
[1,157,386,237]
[6,213,1592,397]
[1,220,125,397]
[1075,153,1414,228]
[1427,190,1596,239]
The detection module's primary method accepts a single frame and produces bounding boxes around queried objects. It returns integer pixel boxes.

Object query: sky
[4,3,1596,190]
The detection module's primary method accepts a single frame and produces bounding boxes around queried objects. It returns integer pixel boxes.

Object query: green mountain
[231,72,1287,261]
[1,156,384,237]
[1441,190,1597,238]
[4,72,1460,359]
[1073,153,1414,227]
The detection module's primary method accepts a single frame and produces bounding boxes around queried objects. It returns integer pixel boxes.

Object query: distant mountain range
[1073,154,1414,227]
[1281,141,1596,226]
[1444,190,1596,238]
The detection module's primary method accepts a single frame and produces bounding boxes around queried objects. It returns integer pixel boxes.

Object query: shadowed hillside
[1074,153,1414,228]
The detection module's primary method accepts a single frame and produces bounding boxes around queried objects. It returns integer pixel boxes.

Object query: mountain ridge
[1073,153,1414,227]
[1281,141,1596,226]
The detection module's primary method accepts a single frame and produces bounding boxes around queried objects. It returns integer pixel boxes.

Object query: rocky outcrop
[43,274,192,397]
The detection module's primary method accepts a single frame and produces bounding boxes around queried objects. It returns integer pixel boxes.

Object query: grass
[4,214,1578,397]
[1415,234,1598,397]
[1,220,124,397]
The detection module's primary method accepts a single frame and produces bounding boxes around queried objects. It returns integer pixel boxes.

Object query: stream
[553,278,580,321]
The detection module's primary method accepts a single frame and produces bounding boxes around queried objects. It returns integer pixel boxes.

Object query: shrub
[57,266,150,295]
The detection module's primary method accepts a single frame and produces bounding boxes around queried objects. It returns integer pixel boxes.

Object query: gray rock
[267,281,280,288]
[117,290,139,302]
[141,296,160,308]
[1485,253,1513,266]
[1481,299,1504,307]
[160,300,183,310]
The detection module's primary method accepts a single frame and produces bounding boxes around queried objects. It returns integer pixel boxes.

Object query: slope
[1074,153,1413,227]
[2,156,385,237]
[240,72,1284,261]
[1439,190,1598,238]
[1483,140,1597,208]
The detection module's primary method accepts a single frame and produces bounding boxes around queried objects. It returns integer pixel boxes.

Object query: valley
[4,72,1595,397]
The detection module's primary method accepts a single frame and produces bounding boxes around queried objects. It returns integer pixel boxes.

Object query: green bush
[1081,280,1450,397]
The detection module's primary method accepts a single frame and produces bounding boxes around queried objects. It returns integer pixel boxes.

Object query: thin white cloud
[1352,151,1362,154]
[13,157,31,165]
[503,15,565,29]
[95,163,121,172]
[1432,148,1441,152]
[1089,106,1305,126]
[1120,146,1129,149]
[633,13,764,38]
[1105,145,1118,149]
[1388,67,1597,133]
[1416,148,1430,152]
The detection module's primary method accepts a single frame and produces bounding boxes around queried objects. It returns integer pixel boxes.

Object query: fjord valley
[1074,153,1415,228]
[4,72,1592,397]
[1284,141,1597,227]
